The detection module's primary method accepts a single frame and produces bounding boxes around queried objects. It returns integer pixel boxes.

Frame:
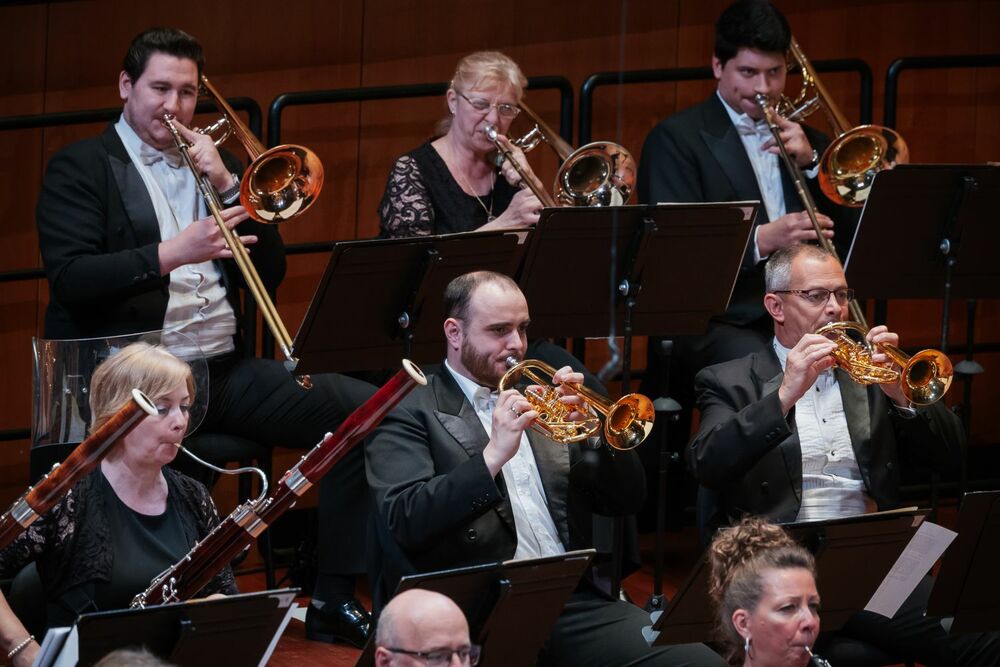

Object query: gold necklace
[447,140,497,222]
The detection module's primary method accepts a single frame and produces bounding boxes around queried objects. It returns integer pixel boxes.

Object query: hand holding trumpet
[482,365,588,476]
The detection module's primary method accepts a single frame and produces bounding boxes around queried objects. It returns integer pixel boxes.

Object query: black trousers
[198,355,377,576]
[539,590,725,667]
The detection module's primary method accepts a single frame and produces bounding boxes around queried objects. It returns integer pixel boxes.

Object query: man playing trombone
[688,244,999,665]
[365,270,726,665]
[35,27,377,647]
[637,0,857,418]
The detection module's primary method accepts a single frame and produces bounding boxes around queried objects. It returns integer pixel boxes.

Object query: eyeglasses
[457,91,520,119]
[773,288,855,306]
[384,645,482,666]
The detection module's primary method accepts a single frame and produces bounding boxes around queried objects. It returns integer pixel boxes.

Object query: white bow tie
[139,143,184,169]
[474,387,499,414]
[733,114,771,140]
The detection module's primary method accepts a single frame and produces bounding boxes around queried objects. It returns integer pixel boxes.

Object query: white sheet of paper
[864,520,957,618]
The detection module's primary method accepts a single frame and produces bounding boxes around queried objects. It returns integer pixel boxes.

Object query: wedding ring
[510,406,520,416]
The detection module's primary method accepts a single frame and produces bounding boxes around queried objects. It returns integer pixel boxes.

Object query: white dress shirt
[115,116,237,358]
[444,360,566,560]
[718,91,820,263]
[772,339,876,521]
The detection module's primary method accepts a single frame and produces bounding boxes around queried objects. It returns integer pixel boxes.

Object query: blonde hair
[708,517,816,665]
[437,51,527,136]
[89,342,195,431]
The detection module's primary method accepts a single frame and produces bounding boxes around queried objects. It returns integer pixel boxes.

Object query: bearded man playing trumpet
[689,244,1000,665]
[366,271,726,666]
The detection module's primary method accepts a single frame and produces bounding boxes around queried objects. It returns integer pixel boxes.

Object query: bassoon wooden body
[0,389,155,550]
[132,361,425,608]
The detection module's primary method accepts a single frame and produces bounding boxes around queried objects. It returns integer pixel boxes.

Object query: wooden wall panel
[0,0,998,500]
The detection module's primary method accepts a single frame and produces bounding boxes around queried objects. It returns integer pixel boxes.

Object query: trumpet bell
[554,142,636,206]
[605,394,655,451]
[819,125,909,207]
[241,144,325,223]
[902,349,953,406]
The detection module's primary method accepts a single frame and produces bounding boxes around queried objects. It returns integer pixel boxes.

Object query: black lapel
[101,124,162,247]
[756,351,803,503]
[837,368,873,488]
[525,429,570,546]
[700,94,766,207]
[431,367,517,535]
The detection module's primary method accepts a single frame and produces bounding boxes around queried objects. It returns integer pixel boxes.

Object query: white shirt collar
[444,359,497,412]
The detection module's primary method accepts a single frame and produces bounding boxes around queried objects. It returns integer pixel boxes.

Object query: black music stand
[293,231,525,373]
[649,509,929,645]
[39,589,299,667]
[845,164,1000,331]
[520,202,756,597]
[355,550,594,667]
[927,491,1000,633]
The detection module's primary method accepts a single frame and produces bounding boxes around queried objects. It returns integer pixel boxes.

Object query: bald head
[375,590,471,666]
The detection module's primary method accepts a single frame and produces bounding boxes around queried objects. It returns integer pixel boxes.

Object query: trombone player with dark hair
[638,0,857,392]
[35,27,378,648]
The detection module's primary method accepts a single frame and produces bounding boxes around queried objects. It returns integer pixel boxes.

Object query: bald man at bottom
[374,589,477,667]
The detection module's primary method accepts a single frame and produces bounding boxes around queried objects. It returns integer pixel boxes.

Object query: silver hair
[764,244,837,293]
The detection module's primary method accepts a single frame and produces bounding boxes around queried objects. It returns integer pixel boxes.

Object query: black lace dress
[0,467,237,627]
[378,142,519,238]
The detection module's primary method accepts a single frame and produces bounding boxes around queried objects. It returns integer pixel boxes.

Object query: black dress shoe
[305,599,373,648]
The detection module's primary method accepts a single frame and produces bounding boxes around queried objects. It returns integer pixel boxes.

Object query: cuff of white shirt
[753,225,766,264]
[892,402,918,418]
[803,164,820,180]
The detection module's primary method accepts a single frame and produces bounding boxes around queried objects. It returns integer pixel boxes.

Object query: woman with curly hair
[708,516,821,667]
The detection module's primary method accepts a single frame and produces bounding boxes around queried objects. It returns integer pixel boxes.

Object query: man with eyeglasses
[374,589,478,667]
[686,244,1000,665]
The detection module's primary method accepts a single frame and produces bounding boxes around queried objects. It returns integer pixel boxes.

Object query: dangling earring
[744,634,754,660]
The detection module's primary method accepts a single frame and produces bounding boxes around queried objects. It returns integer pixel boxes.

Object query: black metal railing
[578,59,873,146]
[267,75,574,149]
[884,53,1000,127]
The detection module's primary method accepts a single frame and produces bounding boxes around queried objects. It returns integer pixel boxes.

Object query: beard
[461,339,516,388]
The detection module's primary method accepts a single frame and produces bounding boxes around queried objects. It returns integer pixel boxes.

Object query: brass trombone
[815,321,953,406]
[488,103,636,207]
[779,37,909,207]
[499,357,654,450]
[164,75,325,387]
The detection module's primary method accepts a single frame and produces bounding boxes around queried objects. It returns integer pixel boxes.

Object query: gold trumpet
[815,321,953,406]
[779,37,909,207]
[164,75,324,387]
[489,103,636,207]
[498,357,654,450]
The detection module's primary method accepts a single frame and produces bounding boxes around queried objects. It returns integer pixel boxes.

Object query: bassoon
[0,389,156,550]
[132,360,425,608]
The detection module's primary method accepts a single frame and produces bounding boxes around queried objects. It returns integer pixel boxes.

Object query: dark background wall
[0,0,997,500]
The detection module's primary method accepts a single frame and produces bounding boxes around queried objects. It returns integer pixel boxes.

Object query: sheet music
[30,627,71,667]
[258,600,298,667]
[865,520,957,618]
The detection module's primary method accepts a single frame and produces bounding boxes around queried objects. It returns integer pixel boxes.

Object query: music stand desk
[293,230,525,374]
[927,491,1000,633]
[650,509,928,645]
[356,550,594,666]
[41,588,298,667]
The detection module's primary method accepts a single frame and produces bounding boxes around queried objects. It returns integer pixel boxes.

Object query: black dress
[378,142,518,238]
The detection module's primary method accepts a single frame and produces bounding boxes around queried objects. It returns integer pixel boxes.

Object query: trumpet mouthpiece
[483,124,499,141]
[505,355,519,369]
